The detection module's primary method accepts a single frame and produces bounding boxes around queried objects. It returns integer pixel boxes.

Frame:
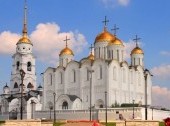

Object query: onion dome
[87,53,94,60]
[59,47,74,56]
[131,35,144,55]
[17,1,32,45]
[95,28,115,43]
[131,46,144,55]
[37,85,43,91]
[108,37,124,46]
[3,83,10,94]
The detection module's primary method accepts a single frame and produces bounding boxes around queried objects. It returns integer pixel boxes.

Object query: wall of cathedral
[43,58,152,110]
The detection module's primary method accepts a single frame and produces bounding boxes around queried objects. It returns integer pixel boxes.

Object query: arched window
[98,65,102,79]
[113,67,117,80]
[117,50,119,61]
[62,101,68,110]
[27,62,32,71]
[27,82,34,89]
[16,61,20,70]
[100,66,102,79]
[112,50,113,59]
[14,82,18,88]
[99,47,100,58]
[49,74,53,85]
[59,72,63,84]
[130,71,133,84]
[108,50,110,59]
[72,69,76,82]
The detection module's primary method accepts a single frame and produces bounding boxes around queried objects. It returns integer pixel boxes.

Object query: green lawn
[53,122,66,126]
[101,122,116,126]
[0,121,5,126]
[159,122,165,126]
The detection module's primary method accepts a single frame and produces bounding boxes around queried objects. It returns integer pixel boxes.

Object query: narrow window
[72,69,76,82]
[49,74,53,85]
[112,50,113,59]
[117,50,119,61]
[99,47,100,58]
[100,66,102,79]
[27,82,34,89]
[60,72,63,84]
[14,82,18,88]
[16,61,20,70]
[27,62,32,71]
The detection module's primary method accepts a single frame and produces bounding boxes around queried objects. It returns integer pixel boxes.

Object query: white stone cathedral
[42,22,152,110]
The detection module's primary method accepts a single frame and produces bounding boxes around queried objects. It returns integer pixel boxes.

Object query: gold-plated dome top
[87,53,94,60]
[131,35,144,55]
[17,0,32,45]
[95,28,115,43]
[131,47,144,55]
[18,35,32,44]
[59,47,74,56]
[108,37,124,46]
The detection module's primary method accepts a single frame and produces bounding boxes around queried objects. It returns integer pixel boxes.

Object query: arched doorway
[62,101,68,110]
[99,104,103,108]
[96,99,104,108]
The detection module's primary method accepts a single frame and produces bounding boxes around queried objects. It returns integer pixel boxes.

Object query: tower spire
[23,0,28,37]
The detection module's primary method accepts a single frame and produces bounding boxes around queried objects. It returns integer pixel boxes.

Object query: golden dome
[87,53,94,60]
[95,28,115,43]
[17,36,32,45]
[59,47,74,56]
[131,47,144,55]
[108,37,124,46]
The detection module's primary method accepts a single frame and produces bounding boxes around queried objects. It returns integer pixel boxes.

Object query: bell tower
[10,0,37,93]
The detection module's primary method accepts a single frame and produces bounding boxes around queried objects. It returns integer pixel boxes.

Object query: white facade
[42,28,152,111]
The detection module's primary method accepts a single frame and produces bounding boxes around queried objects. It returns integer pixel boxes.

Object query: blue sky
[0,0,170,108]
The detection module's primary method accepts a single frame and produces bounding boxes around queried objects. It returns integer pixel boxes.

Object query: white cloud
[160,51,170,57]
[151,64,170,80]
[0,23,88,65]
[0,31,20,55]
[100,0,130,8]
[152,85,170,109]
[123,39,143,60]
[124,40,135,59]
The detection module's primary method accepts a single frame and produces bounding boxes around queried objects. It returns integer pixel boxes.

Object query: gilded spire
[17,0,32,45]
[23,0,28,37]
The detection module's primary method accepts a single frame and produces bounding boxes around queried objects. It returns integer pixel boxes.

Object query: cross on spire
[89,44,94,54]
[64,36,70,47]
[111,24,119,36]
[102,16,109,28]
[133,35,141,47]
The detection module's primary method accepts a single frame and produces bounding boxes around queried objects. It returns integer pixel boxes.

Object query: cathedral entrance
[96,99,104,108]
[62,101,68,110]
[9,109,17,120]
